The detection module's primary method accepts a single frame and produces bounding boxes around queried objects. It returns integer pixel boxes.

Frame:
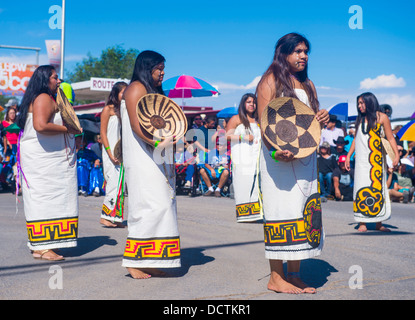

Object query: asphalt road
[0,191,414,301]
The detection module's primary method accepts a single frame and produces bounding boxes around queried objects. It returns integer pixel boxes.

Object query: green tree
[67,45,139,83]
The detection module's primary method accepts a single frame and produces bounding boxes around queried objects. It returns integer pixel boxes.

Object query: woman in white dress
[17,65,80,261]
[226,93,262,222]
[256,33,329,294]
[121,51,181,279]
[345,92,399,232]
[100,81,127,227]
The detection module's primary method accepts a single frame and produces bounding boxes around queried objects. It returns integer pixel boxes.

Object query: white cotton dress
[20,112,78,251]
[231,122,262,222]
[101,115,124,223]
[120,100,181,268]
[259,89,324,261]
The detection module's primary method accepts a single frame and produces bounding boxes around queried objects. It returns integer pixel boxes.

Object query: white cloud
[375,93,415,118]
[360,74,406,90]
[377,94,415,107]
[214,75,261,91]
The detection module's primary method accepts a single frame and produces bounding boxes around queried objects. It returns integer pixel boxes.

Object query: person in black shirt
[317,141,337,201]
[332,136,349,162]
[332,155,354,201]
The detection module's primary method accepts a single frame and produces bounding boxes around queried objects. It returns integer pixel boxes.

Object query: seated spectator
[406,146,415,167]
[317,141,338,201]
[320,114,344,153]
[395,160,414,203]
[397,145,407,161]
[175,141,197,188]
[87,134,103,161]
[392,125,403,147]
[190,115,203,129]
[332,136,349,162]
[332,155,354,201]
[344,124,355,168]
[76,134,99,196]
[199,137,230,197]
[88,159,105,196]
[387,167,405,202]
[191,116,217,164]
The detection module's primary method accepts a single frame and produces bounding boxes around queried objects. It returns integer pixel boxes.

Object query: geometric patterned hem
[100,212,123,223]
[236,201,262,222]
[353,213,390,223]
[121,258,181,269]
[123,236,181,262]
[265,244,323,261]
[101,204,123,223]
[26,216,78,248]
[27,239,77,251]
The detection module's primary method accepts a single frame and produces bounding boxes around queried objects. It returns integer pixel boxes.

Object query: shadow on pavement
[298,258,338,289]
[59,236,118,257]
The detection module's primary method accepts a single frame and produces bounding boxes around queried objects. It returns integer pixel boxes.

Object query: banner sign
[0,62,37,96]
[90,77,129,91]
[45,40,61,69]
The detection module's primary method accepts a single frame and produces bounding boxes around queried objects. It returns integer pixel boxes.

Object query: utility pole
[60,0,66,79]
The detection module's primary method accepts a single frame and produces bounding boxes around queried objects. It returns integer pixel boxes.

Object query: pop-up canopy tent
[72,77,130,102]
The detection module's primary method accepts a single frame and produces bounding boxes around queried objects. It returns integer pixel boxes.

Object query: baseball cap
[320,141,330,149]
[338,155,347,163]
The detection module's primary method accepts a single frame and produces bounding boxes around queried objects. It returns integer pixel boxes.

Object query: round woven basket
[381,137,396,162]
[136,93,187,141]
[261,97,321,159]
[114,139,122,163]
[56,88,82,134]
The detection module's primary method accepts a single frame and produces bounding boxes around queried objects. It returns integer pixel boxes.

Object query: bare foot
[126,267,167,279]
[357,223,367,232]
[267,274,303,294]
[100,218,125,228]
[287,275,316,294]
[375,223,391,232]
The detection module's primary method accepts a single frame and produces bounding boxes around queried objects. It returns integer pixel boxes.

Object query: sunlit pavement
[0,192,414,300]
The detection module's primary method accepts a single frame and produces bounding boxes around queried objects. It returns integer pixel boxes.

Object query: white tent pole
[60,0,66,79]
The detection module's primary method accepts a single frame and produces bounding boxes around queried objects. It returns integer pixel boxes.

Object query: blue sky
[1,0,414,118]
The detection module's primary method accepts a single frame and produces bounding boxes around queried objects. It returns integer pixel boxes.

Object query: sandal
[32,249,65,261]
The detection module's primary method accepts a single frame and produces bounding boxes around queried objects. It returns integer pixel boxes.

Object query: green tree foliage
[66,45,139,83]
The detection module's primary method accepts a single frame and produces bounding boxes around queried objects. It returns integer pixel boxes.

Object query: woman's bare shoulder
[124,81,146,99]
[33,93,55,109]
[226,115,241,129]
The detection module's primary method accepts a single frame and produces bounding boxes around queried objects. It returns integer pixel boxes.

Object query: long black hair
[355,92,380,134]
[238,93,257,130]
[130,50,165,95]
[257,32,319,114]
[17,65,56,130]
[106,81,128,119]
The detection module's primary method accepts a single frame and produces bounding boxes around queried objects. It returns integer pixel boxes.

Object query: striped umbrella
[397,120,415,141]
[163,75,219,105]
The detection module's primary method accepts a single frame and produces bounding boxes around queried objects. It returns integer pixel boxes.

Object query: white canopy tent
[72,77,130,102]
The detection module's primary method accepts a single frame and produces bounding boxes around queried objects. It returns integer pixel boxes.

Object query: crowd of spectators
[1,98,415,205]
[317,114,415,204]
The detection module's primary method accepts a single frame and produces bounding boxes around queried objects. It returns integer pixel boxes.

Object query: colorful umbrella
[329,102,348,121]
[163,75,219,102]
[397,120,415,141]
[216,106,238,118]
